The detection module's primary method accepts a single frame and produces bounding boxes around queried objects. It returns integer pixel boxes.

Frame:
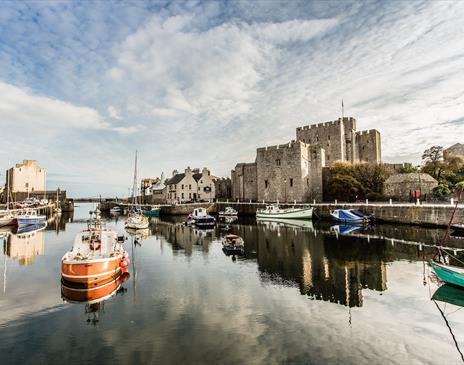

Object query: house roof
[445,143,464,155]
[193,173,202,182]
[166,173,185,185]
[385,173,437,184]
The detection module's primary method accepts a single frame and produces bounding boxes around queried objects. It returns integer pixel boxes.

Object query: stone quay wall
[215,201,464,227]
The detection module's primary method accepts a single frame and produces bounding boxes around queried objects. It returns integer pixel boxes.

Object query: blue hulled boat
[330,209,370,224]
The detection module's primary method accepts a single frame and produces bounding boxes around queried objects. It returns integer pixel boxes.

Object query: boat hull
[430,261,464,288]
[62,256,122,284]
[143,209,160,217]
[0,216,16,227]
[17,217,46,226]
[256,207,313,220]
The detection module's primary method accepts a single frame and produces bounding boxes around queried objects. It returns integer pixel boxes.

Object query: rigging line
[447,307,463,317]
[433,300,464,363]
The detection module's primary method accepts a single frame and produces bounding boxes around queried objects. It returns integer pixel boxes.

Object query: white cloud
[107,105,121,120]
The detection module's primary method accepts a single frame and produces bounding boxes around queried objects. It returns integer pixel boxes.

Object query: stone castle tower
[231,117,381,202]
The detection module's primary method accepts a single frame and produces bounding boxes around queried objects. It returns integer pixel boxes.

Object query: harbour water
[1,204,464,364]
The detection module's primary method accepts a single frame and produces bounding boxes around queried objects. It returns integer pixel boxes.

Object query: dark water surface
[1,204,464,364]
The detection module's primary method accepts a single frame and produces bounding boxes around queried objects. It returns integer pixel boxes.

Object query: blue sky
[1,0,463,197]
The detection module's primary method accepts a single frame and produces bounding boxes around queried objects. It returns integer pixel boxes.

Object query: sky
[0,0,463,197]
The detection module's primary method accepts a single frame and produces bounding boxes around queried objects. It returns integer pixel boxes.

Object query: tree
[399,163,418,173]
[422,146,443,164]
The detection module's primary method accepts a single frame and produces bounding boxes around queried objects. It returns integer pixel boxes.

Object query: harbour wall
[99,200,463,227]
[215,201,464,227]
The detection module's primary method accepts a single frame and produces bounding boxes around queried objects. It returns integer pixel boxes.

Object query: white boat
[0,170,16,227]
[256,204,313,220]
[15,209,46,226]
[125,209,149,229]
[124,151,149,230]
[110,206,121,214]
[190,208,215,229]
[219,207,238,217]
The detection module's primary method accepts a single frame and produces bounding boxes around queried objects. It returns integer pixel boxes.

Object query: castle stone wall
[256,141,311,202]
[356,130,381,164]
[231,163,257,201]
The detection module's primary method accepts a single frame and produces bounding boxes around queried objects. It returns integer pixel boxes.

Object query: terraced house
[166,167,216,204]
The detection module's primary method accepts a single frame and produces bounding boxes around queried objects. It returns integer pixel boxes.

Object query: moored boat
[143,206,161,217]
[256,204,313,220]
[0,213,16,228]
[219,207,238,217]
[125,208,150,229]
[430,261,464,288]
[62,211,130,284]
[110,206,121,214]
[190,208,215,229]
[222,234,244,255]
[16,209,46,226]
[330,209,370,224]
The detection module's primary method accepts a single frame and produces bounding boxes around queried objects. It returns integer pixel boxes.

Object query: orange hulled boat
[61,210,130,284]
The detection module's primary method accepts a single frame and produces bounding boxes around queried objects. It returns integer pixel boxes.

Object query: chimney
[172,169,178,177]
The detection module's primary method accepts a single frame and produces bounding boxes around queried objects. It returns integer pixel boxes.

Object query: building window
[265,180,269,188]
[181,184,184,189]
[328,135,330,140]
[189,193,191,198]
[182,193,184,199]
[289,178,293,187]
[189,184,191,189]
[327,155,330,161]
[200,180,203,184]
[276,159,281,166]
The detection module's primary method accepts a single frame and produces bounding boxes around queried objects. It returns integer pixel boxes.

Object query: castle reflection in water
[152,218,440,308]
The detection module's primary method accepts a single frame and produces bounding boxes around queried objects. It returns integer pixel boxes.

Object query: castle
[231,117,381,202]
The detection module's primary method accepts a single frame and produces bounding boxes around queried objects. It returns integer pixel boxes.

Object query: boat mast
[132,150,138,207]
[5,163,9,211]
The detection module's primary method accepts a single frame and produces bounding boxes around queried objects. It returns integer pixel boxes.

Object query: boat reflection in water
[330,224,365,236]
[256,217,314,230]
[61,270,130,324]
[2,222,47,266]
[432,284,464,361]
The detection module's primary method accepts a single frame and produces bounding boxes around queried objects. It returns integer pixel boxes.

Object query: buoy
[119,260,128,268]
[124,258,131,265]
[120,271,130,282]
[123,252,129,259]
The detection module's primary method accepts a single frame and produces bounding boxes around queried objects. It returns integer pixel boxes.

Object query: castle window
[265,180,269,188]
[362,146,365,150]
[328,135,330,140]
[182,193,184,198]
[289,178,293,187]
[316,135,319,142]
[307,179,309,186]
[276,159,281,166]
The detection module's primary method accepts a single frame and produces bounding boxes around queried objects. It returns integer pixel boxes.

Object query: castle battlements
[257,140,306,152]
[296,117,356,131]
[356,129,379,136]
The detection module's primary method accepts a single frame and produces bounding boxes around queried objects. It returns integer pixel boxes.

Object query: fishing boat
[330,209,370,224]
[62,210,130,284]
[143,206,161,217]
[222,234,244,255]
[218,207,238,217]
[256,204,313,220]
[15,209,46,226]
[190,207,215,229]
[125,151,150,230]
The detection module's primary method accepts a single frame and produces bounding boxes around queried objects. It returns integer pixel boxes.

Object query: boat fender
[121,271,130,282]
[124,257,131,265]
[119,259,129,268]
[123,252,129,259]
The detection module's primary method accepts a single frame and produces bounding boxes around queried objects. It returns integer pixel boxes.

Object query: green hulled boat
[432,284,464,307]
[143,207,161,217]
[430,261,464,288]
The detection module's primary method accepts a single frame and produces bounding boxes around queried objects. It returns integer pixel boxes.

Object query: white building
[7,160,46,193]
[166,167,216,204]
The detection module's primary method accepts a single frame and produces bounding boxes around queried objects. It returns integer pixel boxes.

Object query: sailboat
[54,189,62,215]
[125,151,149,230]
[0,169,16,227]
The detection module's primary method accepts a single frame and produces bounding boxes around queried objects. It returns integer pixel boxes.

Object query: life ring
[89,240,101,251]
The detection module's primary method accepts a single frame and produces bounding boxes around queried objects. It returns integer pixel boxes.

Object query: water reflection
[61,271,130,325]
